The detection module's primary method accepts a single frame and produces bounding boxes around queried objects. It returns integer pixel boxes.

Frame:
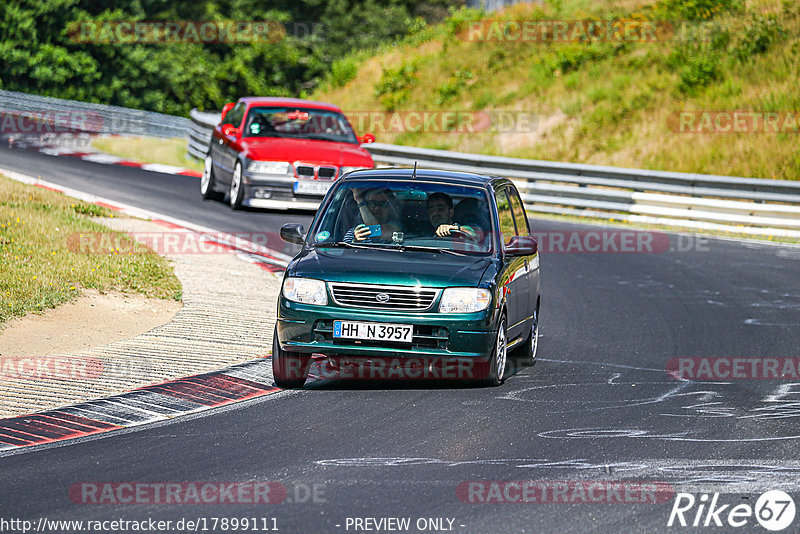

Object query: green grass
[0,175,181,324]
[91,136,203,173]
[314,0,800,180]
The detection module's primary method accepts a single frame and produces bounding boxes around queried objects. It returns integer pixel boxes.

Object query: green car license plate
[333,321,413,343]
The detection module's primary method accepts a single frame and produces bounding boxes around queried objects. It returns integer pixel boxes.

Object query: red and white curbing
[0,360,282,454]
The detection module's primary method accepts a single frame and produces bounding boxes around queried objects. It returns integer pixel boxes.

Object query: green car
[274,168,540,387]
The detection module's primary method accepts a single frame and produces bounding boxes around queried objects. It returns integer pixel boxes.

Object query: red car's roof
[237,97,342,113]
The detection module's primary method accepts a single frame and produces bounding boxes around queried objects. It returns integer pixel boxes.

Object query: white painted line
[140,163,186,174]
[39,148,83,156]
[81,153,123,164]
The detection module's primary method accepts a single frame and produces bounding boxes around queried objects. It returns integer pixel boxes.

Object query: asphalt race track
[2,145,800,533]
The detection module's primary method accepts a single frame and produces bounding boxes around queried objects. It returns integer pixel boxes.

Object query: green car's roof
[342,168,502,187]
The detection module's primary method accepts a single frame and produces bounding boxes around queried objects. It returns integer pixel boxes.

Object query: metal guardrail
[0,89,191,138]
[187,109,221,160]
[188,110,800,237]
[365,144,800,237]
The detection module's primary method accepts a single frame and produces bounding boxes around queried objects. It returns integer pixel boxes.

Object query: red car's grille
[296,165,315,178]
[293,163,338,180]
[318,166,336,179]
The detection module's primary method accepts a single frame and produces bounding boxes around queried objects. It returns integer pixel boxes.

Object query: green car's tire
[272,327,310,388]
[483,315,507,387]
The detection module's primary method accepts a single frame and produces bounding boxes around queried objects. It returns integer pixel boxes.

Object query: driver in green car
[426,192,478,240]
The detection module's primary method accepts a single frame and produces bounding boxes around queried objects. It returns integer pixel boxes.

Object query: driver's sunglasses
[367,200,389,208]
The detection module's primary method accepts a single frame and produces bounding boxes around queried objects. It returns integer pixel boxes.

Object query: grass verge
[91,136,203,173]
[0,174,182,324]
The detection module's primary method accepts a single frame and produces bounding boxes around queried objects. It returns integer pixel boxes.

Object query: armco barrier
[186,108,800,237]
[0,89,191,138]
[187,109,220,160]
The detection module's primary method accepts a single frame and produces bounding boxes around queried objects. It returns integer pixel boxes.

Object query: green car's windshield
[243,107,358,144]
[310,180,495,255]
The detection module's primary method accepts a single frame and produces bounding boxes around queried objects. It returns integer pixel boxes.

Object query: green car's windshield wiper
[390,244,467,256]
[313,241,391,250]
[313,242,467,256]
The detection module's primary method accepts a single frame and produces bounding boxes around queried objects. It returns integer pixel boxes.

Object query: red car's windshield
[243,106,358,144]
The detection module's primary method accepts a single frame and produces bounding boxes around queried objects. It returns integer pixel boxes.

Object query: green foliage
[374,62,418,111]
[734,12,784,62]
[436,68,474,105]
[546,43,613,74]
[328,57,359,89]
[0,0,461,115]
[677,52,721,93]
[655,0,742,20]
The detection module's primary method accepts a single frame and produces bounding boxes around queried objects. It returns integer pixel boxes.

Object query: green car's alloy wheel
[272,327,310,388]
[229,162,244,209]
[200,155,223,200]
[484,316,507,386]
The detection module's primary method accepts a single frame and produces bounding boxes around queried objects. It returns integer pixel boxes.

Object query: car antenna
[412,161,417,179]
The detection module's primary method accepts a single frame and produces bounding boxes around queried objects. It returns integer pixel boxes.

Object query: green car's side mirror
[280,223,305,245]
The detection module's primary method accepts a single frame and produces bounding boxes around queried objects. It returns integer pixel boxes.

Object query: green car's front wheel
[272,326,310,388]
[483,315,507,387]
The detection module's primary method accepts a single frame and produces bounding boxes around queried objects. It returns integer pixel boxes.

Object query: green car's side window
[508,187,530,237]
[495,188,515,246]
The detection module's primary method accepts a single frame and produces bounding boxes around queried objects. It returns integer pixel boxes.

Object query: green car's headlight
[248,160,293,175]
[283,277,328,306]
[439,288,491,313]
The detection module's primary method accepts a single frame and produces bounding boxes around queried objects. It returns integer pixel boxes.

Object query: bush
[374,62,419,111]
[656,0,742,20]
[436,69,474,105]
[734,12,784,62]
[678,53,721,93]
[329,57,359,88]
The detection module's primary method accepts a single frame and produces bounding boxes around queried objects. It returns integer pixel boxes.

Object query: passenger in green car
[344,188,403,243]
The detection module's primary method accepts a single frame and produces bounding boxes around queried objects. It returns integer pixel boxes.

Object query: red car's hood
[242,137,374,167]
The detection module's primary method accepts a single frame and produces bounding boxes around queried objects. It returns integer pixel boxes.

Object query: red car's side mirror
[358,133,375,144]
[220,102,235,123]
[505,235,538,257]
[221,124,240,137]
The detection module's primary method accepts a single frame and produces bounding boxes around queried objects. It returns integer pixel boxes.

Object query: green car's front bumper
[276,298,499,360]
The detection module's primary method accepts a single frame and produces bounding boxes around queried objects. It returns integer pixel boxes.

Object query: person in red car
[201,97,375,211]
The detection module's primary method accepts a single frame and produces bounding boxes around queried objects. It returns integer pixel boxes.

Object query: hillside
[313,0,800,180]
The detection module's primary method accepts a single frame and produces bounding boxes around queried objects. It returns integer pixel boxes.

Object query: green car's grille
[328,282,439,312]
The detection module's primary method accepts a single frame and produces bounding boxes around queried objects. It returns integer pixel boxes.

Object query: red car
[201,97,375,210]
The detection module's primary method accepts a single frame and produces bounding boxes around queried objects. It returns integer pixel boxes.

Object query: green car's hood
[290,247,493,288]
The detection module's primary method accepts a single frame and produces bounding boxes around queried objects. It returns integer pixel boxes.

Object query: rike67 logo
[668,491,795,531]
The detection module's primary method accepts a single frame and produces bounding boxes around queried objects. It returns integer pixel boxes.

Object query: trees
[0,0,462,115]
